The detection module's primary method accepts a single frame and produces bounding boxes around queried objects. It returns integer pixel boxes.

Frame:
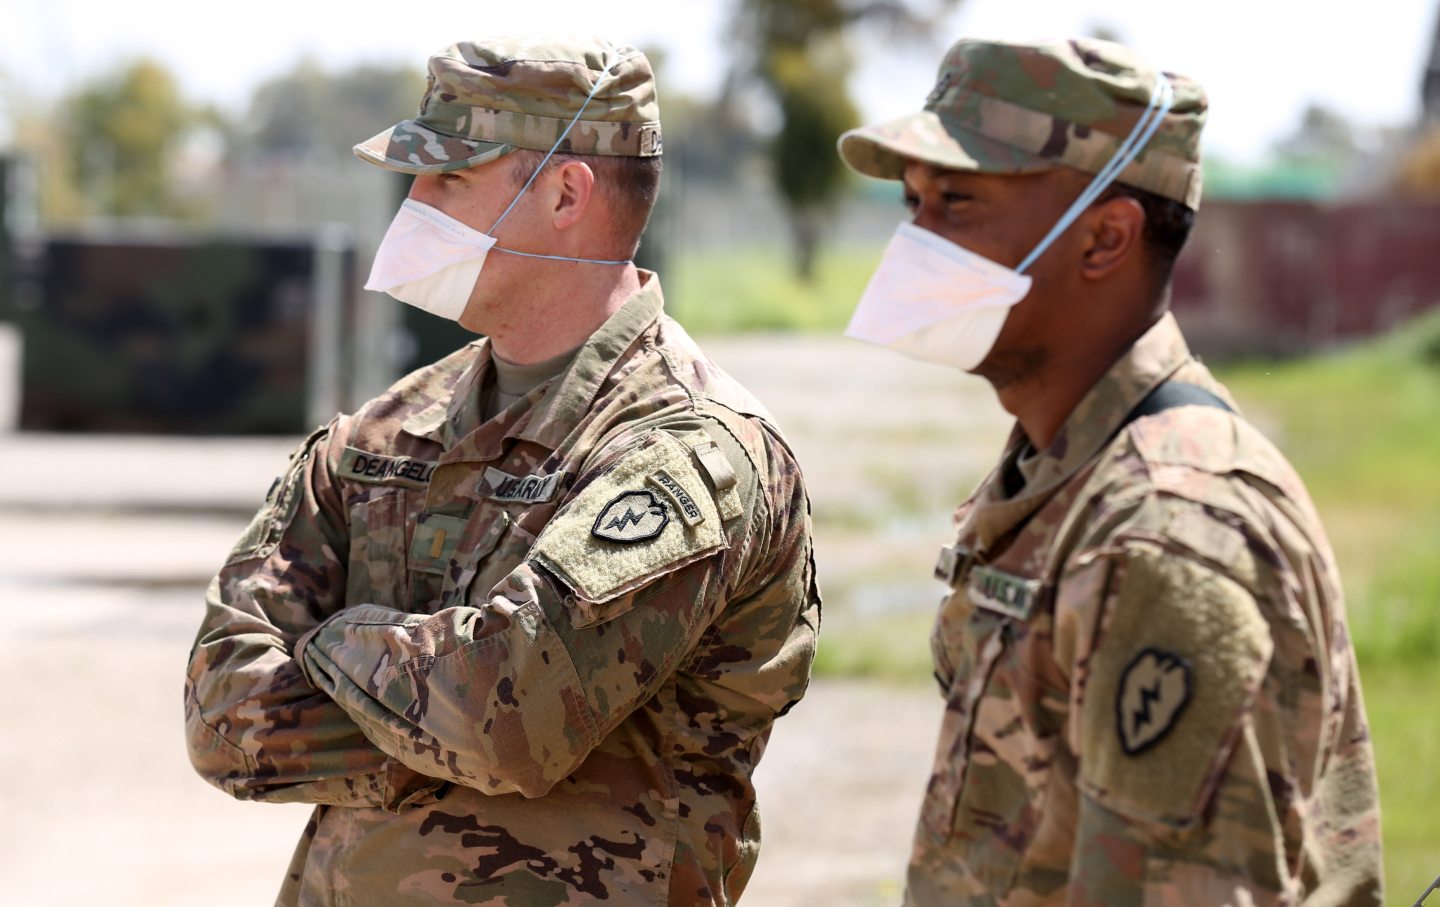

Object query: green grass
[668,244,880,333]
[1365,663,1440,903]
[1220,312,1440,900]
[811,608,935,684]
[1221,309,1440,598]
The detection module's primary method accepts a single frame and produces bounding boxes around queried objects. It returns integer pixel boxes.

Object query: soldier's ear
[1078,195,1144,282]
[550,160,596,231]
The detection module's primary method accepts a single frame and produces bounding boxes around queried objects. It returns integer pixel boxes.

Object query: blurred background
[2,1,1438,904]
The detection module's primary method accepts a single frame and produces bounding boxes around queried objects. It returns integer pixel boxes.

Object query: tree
[1271,103,1363,168]
[729,0,962,281]
[237,61,426,162]
[62,58,200,217]
[1396,125,1440,195]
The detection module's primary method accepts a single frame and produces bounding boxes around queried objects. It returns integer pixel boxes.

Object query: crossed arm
[185,423,775,806]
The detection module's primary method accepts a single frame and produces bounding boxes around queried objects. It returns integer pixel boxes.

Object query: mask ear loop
[1014,74,1175,276]
[483,58,632,266]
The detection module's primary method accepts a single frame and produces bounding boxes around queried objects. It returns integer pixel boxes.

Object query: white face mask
[846,221,1032,371]
[846,74,1176,371]
[364,65,632,323]
[365,199,497,321]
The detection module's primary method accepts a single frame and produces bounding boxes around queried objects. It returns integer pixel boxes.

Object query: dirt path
[0,335,1008,904]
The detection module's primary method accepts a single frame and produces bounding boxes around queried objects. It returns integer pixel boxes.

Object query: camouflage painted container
[15,227,357,434]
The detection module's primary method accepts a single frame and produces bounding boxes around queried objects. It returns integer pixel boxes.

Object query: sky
[2,0,1437,163]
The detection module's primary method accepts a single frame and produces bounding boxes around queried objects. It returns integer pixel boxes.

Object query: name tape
[483,467,562,504]
[966,564,1041,621]
[341,447,437,489]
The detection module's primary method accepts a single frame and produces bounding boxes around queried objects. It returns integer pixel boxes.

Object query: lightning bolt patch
[591,490,670,543]
[1116,648,1192,755]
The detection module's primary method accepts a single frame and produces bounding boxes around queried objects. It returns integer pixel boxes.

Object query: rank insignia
[1116,647,1192,755]
[592,491,670,543]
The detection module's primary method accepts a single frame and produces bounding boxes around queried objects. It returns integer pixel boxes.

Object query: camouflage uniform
[839,39,1382,905]
[186,278,819,905]
[186,38,819,907]
[907,316,1381,905]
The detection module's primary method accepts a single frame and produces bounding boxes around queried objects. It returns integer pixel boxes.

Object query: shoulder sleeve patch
[1078,546,1273,829]
[226,424,330,565]
[531,431,727,608]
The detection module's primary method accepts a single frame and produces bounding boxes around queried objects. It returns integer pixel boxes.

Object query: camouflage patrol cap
[838,38,1207,208]
[355,36,663,175]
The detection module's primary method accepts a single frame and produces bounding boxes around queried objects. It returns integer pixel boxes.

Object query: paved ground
[0,335,1011,905]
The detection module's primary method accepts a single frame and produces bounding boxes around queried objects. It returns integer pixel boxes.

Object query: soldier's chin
[974,345,1046,390]
[455,295,492,336]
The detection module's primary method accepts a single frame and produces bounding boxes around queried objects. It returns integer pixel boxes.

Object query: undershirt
[481,345,581,423]
[1000,439,1042,499]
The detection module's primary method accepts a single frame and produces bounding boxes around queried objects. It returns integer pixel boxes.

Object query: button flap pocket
[408,513,470,575]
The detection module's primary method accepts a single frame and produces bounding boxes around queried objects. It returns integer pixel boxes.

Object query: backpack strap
[1002,380,1236,498]
[1123,379,1234,427]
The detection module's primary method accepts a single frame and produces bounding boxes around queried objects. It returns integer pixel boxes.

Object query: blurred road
[0,335,1010,905]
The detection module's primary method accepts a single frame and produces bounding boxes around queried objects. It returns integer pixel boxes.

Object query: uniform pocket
[947,624,1059,893]
[429,512,536,612]
[347,490,416,609]
[920,584,1063,896]
[464,514,536,604]
[919,608,1009,847]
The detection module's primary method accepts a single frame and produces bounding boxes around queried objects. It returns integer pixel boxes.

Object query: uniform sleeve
[1059,538,1380,905]
[296,424,802,798]
[184,422,438,810]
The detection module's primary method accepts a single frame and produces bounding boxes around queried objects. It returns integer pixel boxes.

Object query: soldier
[837,37,1382,905]
[185,37,820,906]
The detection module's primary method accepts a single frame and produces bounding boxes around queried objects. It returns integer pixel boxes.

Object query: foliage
[236,60,426,161]
[1396,124,1440,196]
[728,0,960,281]
[59,58,204,218]
[669,243,881,333]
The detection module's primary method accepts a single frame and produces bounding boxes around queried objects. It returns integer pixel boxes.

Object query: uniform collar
[401,272,666,454]
[964,312,1193,551]
[399,343,491,448]
[516,271,665,450]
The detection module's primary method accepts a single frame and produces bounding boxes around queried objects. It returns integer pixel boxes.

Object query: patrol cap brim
[838,109,1055,181]
[354,119,515,175]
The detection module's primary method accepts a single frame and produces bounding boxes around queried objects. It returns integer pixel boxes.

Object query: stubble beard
[975,345,1047,392]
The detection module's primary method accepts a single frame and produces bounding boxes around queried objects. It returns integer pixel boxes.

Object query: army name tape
[966,563,1041,621]
[341,447,437,489]
[483,467,563,504]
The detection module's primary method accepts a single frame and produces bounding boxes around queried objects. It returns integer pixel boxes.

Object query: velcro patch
[933,544,967,586]
[481,467,562,504]
[531,432,726,605]
[966,565,1040,621]
[592,491,670,542]
[1079,548,1271,829]
[648,469,704,527]
[340,447,436,489]
[688,437,743,522]
[1117,648,1193,755]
